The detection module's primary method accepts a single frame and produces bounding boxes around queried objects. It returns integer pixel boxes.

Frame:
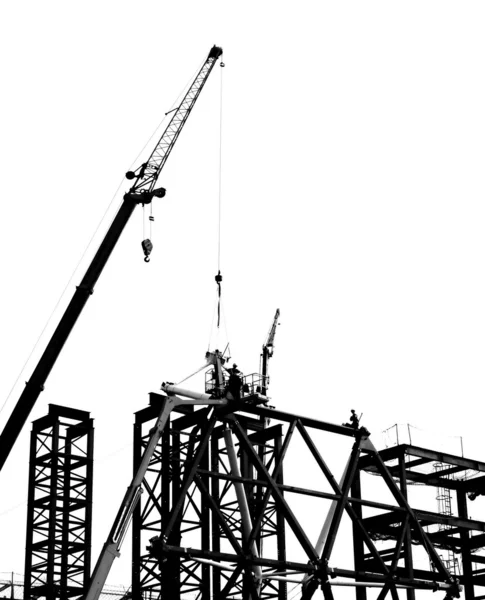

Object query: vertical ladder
[433,462,459,575]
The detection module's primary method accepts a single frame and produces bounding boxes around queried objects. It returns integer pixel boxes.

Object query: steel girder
[358,444,485,600]
[24,404,93,600]
[131,394,462,600]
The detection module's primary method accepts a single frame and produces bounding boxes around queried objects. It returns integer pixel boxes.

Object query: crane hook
[141,238,153,263]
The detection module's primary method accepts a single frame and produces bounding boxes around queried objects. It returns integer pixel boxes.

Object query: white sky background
[1,0,485,591]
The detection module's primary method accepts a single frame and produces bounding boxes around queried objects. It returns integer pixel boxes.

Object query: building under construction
[10,364,485,600]
[1,45,485,600]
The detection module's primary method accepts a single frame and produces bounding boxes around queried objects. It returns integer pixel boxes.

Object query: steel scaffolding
[24,405,93,600]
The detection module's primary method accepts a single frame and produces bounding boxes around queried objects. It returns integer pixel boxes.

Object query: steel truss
[24,404,94,600]
[132,395,285,600]
[131,393,467,600]
[358,444,485,600]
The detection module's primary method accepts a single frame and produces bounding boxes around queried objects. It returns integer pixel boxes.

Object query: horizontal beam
[162,543,314,573]
[234,405,357,437]
[247,424,283,445]
[406,445,485,473]
[360,443,485,475]
[363,464,468,491]
[196,468,407,516]
[329,567,455,591]
[471,555,485,564]
[163,543,456,592]
[363,508,485,534]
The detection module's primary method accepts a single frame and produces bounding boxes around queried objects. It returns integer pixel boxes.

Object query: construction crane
[260,308,280,395]
[0,45,223,473]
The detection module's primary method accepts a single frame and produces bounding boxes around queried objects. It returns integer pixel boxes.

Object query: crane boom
[265,308,280,352]
[0,45,223,473]
[261,309,280,395]
[126,45,223,198]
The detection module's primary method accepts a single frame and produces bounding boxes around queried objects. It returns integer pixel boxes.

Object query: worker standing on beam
[226,363,242,401]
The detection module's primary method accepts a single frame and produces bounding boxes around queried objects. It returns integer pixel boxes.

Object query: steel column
[398,451,416,600]
[457,489,474,600]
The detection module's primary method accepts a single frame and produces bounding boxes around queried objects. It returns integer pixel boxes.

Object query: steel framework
[24,404,94,600]
[132,394,285,600]
[356,443,485,600]
[128,390,484,600]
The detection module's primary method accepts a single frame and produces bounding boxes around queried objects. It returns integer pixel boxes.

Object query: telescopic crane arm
[0,45,223,473]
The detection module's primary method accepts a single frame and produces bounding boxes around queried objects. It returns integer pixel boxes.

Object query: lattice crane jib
[126,46,223,200]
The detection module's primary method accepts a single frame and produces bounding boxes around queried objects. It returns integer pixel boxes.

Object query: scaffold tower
[24,405,94,600]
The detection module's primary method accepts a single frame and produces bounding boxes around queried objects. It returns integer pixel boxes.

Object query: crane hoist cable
[214,58,225,328]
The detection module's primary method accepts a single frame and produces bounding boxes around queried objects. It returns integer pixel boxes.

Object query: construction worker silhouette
[343,409,359,429]
[226,364,242,401]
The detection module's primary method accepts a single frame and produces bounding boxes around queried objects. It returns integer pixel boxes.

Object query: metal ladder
[434,461,459,575]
